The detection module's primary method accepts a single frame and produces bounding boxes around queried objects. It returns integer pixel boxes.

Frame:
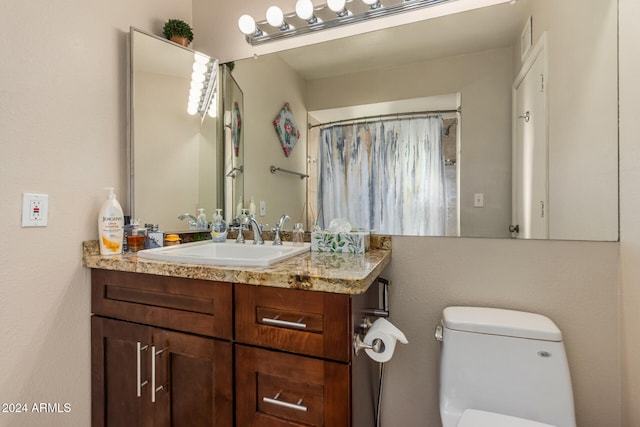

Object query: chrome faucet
[178,213,198,229]
[236,214,250,243]
[247,216,264,245]
[272,214,291,245]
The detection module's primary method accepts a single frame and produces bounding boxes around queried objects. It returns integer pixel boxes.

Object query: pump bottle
[98,188,124,255]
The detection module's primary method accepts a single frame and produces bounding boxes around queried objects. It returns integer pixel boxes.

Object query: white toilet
[437,306,576,427]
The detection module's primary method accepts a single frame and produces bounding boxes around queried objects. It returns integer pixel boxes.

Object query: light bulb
[187,104,198,116]
[362,0,377,4]
[295,0,315,20]
[191,72,205,83]
[191,80,204,91]
[238,14,257,35]
[192,62,208,74]
[327,0,346,13]
[193,52,209,65]
[266,6,284,27]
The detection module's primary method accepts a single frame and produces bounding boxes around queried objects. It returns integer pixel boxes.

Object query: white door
[512,37,548,239]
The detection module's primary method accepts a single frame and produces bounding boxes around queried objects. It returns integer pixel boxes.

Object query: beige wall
[619,0,640,424]
[531,0,618,241]
[134,71,207,230]
[0,1,191,426]
[381,237,620,426]
[1,2,636,427]
[231,55,308,228]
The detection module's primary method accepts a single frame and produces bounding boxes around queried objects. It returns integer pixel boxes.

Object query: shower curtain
[318,115,446,236]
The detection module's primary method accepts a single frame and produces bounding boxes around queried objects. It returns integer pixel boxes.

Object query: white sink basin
[137,240,311,267]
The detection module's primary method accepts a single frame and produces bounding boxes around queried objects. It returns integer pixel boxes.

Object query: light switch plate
[22,193,48,227]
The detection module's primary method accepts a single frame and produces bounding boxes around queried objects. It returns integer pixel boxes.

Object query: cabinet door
[152,329,233,427]
[92,317,153,427]
[236,345,350,427]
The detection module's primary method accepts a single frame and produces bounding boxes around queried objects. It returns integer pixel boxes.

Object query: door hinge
[540,74,545,92]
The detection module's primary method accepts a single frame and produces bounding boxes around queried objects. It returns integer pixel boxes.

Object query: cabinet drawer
[92,270,232,340]
[235,284,352,362]
[236,345,350,427]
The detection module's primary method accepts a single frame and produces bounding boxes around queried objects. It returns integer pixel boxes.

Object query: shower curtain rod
[308,107,461,130]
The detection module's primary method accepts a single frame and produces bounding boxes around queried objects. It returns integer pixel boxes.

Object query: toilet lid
[457,410,555,427]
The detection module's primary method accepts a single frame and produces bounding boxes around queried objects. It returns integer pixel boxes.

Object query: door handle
[136,342,149,397]
[151,345,167,403]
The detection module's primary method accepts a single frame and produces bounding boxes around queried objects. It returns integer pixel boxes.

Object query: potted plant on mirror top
[162,19,194,47]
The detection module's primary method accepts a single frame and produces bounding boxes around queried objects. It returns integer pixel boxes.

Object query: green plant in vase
[162,19,194,46]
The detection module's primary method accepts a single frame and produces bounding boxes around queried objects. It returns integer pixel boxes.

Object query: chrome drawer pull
[263,391,308,412]
[136,342,149,397]
[261,315,307,330]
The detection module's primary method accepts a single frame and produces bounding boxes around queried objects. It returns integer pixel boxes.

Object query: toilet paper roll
[364,318,409,363]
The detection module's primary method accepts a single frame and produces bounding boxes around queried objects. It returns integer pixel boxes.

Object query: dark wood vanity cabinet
[91,270,233,427]
[234,283,378,427]
[91,270,379,427]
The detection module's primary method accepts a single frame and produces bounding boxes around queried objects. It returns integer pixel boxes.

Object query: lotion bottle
[98,188,124,255]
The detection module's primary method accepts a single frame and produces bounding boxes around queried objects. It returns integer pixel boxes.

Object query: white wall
[0,1,191,426]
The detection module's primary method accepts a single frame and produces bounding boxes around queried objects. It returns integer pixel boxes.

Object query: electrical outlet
[259,200,266,217]
[22,193,49,227]
[473,193,484,208]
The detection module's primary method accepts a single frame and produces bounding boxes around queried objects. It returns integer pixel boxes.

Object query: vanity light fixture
[187,52,218,118]
[238,0,463,45]
[266,6,292,30]
[238,14,264,37]
[362,0,382,9]
[295,0,321,24]
[327,0,349,16]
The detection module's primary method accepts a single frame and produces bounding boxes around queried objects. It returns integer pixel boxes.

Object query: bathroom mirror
[221,65,245,222]
[230,0,618,241]
[129,28,223,231]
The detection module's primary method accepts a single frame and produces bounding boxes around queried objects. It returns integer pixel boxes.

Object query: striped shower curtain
[318,116,446,236]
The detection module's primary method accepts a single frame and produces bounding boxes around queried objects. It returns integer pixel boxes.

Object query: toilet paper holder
[353,333,385,356]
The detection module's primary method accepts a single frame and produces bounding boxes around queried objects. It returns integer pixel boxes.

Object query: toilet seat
[457,409,555,427]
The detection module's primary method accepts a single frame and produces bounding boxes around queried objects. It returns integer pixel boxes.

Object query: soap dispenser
[210,209,228,242]
[197,208,208,230]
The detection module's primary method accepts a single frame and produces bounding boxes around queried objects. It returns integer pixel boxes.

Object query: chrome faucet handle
[272,214,291,245]
[272,228,283,245]
[236,223,246,243]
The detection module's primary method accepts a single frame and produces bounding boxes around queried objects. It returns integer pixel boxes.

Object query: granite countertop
[82,235,391,295]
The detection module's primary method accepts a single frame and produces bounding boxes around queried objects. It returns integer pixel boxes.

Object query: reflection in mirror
[231,0,618,241]
[129,28,221,231]
[221,65,245,223]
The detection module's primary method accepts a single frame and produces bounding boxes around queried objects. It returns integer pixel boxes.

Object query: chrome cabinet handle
[151,346,166,403]
[136,342,149,397]
[263,391,308,412]
[261,315,307,330]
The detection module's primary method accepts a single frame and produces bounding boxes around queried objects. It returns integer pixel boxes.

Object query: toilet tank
[438,307,576,427]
